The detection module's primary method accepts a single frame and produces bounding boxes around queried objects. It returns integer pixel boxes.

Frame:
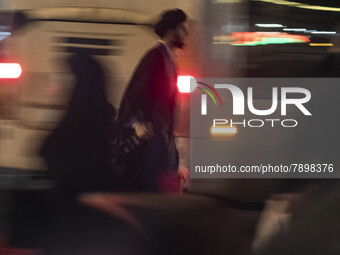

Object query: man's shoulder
[148,43,167,53]
[133,43,167,70]
[142,43,167,60]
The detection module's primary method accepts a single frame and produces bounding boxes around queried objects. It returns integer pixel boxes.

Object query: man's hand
[178,166,190,182]
[158,167,190,194]
[133,122,154,140]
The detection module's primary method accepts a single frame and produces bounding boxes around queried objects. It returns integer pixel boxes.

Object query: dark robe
[118,43,179,191]
[40,54,116,199]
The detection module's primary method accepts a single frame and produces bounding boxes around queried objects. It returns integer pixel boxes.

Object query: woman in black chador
[41,53,115,199]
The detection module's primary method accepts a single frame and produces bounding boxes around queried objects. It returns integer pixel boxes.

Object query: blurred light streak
[300,5,340,12]
[0,63,22,79]
[253,0,298,6]
[0,31,11,41]
[229,32,309,46]
[255,24,285,28]
[309,43,333,46]
[311,31,336,34]
[252,0,340,12]
[283,28,306,32]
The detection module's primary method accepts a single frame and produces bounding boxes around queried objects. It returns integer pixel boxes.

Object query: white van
[0,1,206,172]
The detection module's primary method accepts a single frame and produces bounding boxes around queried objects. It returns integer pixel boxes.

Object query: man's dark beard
[174,39,184,49]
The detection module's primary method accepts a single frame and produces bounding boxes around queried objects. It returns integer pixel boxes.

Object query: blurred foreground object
[255,181,340,255]
[80,193,251,255]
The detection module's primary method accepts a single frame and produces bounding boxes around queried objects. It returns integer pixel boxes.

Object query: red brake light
[0,63,22,79]
[177,75,197,93]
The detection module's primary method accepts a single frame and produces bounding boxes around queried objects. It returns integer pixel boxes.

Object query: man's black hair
[155,9,187,38]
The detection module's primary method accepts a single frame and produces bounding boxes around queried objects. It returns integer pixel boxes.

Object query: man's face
[173,21,188,49]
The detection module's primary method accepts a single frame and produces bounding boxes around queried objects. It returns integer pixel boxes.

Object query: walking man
[117,9,189,192]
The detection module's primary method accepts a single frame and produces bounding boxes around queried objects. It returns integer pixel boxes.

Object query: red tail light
[177,75,197,93]
[0,63,22,79]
